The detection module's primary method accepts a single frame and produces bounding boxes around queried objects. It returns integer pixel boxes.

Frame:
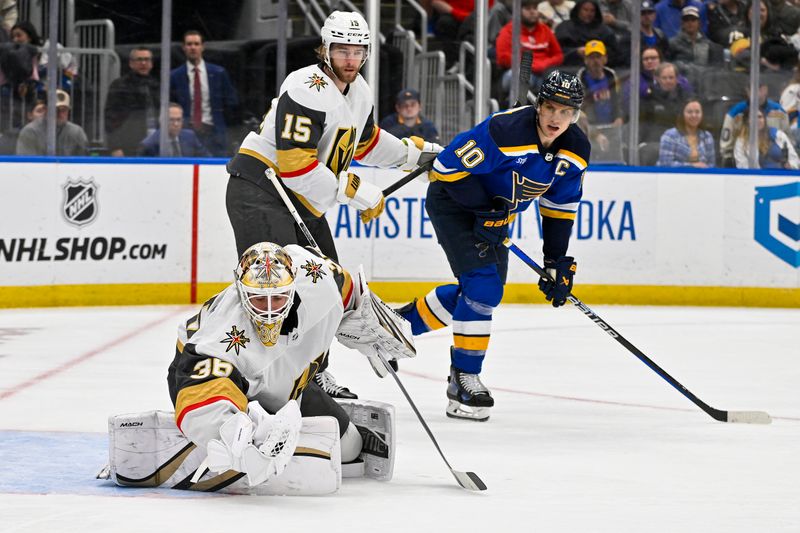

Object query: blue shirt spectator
[379,88,440,143]
[654,0,707,38]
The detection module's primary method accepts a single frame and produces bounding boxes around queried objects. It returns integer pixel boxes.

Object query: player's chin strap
[335,265,416,377]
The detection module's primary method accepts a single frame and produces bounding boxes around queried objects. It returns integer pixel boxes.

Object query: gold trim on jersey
[556,149,588,169]
[291,191,324,217]
[340,269,353,306]
[289,352,327,400]
[326,127,356,176]
[430,169,470,183]
[175,377,249,429]
[499,144,539,156]
[277,147,318,176]
[355,125,380,158]
[238,148,279,173]
[115,442,197,488]
[539,206,577,220]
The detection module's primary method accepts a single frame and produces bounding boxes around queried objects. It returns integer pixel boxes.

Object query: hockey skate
[446,366,494,422]
[314,370,358,399]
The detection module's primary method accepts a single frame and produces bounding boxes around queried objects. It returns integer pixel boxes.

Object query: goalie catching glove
[337,171,385,223]
[205,400,302,487]
[336,265,416,377]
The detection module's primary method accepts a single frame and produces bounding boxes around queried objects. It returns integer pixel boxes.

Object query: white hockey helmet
[234,242,297,346]
[320,10,371,69]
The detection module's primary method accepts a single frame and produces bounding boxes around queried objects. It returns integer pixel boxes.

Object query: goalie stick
[374,349,487,491]
[266,168,487,491]
[504,239,772,425]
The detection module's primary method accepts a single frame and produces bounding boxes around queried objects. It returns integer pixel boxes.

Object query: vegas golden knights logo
[326,127,356,176]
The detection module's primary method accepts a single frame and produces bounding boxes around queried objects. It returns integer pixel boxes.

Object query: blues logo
[62,178,98,227]
[754,182,799,267]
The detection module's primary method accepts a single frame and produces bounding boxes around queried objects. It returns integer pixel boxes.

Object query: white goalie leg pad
[336,399,396,481]
[107,411,341,495]
[336,266,416,378]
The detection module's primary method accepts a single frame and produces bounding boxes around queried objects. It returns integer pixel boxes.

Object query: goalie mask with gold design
[234,242,297,346]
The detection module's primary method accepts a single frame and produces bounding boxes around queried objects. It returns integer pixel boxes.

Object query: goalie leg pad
[107,411,341,495]
[335,399,396,481]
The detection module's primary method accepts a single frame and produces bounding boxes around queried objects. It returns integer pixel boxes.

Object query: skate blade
[446,400,490,422]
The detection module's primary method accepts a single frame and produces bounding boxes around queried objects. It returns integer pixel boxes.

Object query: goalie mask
[235,242,297,346]
[320,10,371,70]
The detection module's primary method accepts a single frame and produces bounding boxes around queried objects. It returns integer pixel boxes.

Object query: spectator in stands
[170,30,239,157]
[577,40,622,127]
[138,102,210,157]
[10,20,76,90]
[668,6,724,73]
[640,1,669,56]
[495,0,563,93]
[706,0,747,47]
[764,0,800,37]
[1,0,17,35]
[461,0,511,46]
[0,97,42,153]
[555,0,621,66]
[720,80,791,166]
[779,61,799,146]
[379,88,440,143]
[16,89,87,155]
[104,47,160,157]
[622,46,692,112]
[1,24,41,102]
[538,0,575,30]
[657,98,716,167]
[654,0,707,39]
[639,62,693,163]
[743,1,798,71]
[734,108,799,169]
[431,0,489,69]
[599,0,633,39]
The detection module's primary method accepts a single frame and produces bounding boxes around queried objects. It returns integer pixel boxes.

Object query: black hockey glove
[473,209,510,246]
[538,256,576,307]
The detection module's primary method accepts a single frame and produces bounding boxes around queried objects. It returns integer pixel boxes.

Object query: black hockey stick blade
[383,159,435,197]
[504,239,773,425]
[515,50,534,107]
[453,470,488,491]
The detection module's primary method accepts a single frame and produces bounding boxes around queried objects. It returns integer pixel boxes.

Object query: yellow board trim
[1,282,797,309]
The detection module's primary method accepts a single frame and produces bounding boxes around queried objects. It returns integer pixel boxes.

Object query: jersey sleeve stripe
[277,148,319,176]
[499,144,539,156]
[175,378,248,430]
[354,126,380,159]
[431,169,470,182]
[238,148,278,171]
[341,271,354,307]
[556,149,587,169]
[539,205,577,220]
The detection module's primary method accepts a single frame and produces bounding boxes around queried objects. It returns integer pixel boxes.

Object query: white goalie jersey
[167,245,353,451]
[232,63,410,216]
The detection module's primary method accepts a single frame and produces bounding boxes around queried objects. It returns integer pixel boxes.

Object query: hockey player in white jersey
[105,242,415,495]
[226,10,441,399]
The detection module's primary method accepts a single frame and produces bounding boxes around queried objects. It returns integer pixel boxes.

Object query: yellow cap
[729,38,750,58]
[585,40,607,56]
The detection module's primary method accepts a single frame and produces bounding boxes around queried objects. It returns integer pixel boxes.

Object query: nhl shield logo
[753,182,799,267]
[63,179,98,227]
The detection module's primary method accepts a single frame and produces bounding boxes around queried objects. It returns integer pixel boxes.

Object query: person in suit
[138,102,210,157]
[169,30,239,156]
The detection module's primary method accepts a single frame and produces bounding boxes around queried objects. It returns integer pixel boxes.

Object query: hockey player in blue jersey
[398,70,590,421]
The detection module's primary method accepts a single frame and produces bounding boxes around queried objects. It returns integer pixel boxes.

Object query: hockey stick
[267,168,487,490]
[504,239,772,425]
[375,348,487,491]
[382,159,435,197]
[515,50,534,107]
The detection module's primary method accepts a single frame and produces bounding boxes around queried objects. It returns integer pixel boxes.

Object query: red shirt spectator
[495,2,563,73]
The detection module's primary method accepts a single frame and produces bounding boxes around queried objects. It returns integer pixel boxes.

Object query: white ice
[0,303,797,532]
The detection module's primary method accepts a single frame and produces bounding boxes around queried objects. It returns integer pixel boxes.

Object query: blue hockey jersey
[429,105,591,259]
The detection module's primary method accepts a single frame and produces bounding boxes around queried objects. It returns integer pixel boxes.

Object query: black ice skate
[446,365,494,422]
[314,370,358,399]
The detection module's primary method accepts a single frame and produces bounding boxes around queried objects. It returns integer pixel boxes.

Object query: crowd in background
[0,0,798,169]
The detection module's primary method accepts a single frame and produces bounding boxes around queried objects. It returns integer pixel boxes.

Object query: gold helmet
[234,242,297,346]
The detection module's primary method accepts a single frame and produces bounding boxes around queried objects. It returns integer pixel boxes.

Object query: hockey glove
[473,209,511,246]
[337,171,385,223]
[538,256,577,308]
[401,136,444,172]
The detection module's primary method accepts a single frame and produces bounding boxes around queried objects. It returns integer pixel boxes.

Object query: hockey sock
[402,284,458,335]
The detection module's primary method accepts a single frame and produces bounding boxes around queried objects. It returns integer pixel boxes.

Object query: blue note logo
[754,182,799,267]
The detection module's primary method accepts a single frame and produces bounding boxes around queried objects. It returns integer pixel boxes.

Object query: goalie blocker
[103,399,395,496]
